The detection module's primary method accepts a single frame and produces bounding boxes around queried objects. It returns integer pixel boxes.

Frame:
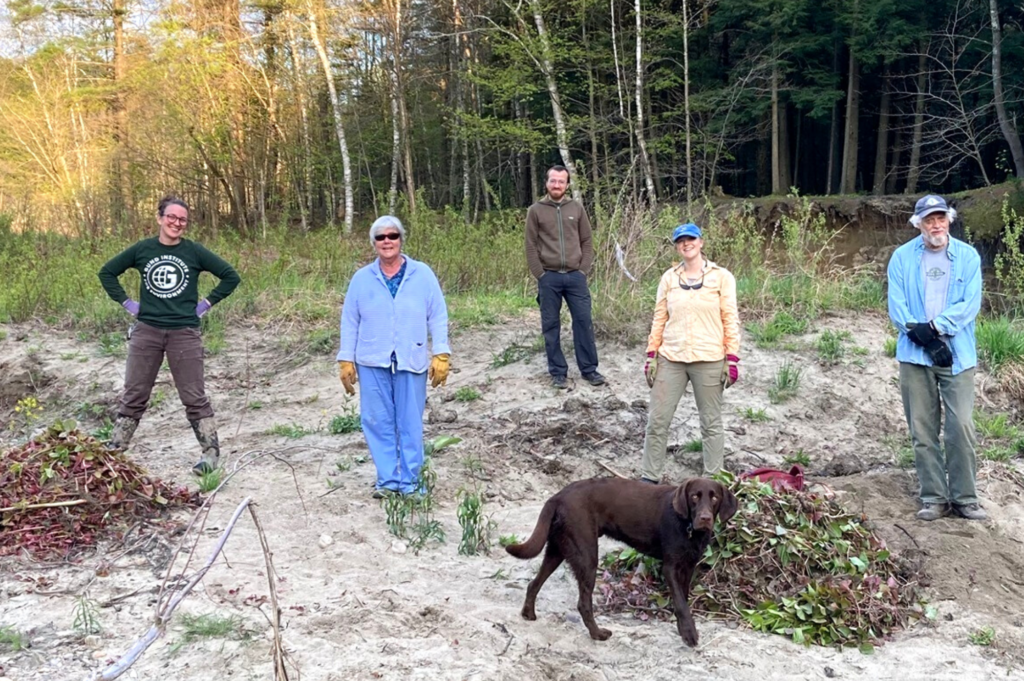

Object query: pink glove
[122,299,139,316]
[725,354,739,388]
[195,299,212,318]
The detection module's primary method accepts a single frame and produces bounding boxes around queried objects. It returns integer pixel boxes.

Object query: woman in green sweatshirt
[98,196,241,475]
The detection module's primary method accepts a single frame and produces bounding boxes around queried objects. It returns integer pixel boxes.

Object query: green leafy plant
[328,406,362,435]
[457,489,496,556]
[454,386,481,402]
[491,341,536,368]
[72,596,102,635]
[498,534,520,547]
[968,626,996,646]
[382,451,447,552]
[768,361,802,404]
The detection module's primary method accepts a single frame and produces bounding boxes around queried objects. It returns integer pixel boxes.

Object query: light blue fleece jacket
[337,256,450,373]
[887,234,981,376]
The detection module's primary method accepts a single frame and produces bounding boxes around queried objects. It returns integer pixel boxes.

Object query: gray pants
[120,322,213,421]
[641,357,725,479]
[899,362,977,506]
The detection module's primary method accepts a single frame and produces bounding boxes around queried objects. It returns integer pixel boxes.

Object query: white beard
[923,232,948,249]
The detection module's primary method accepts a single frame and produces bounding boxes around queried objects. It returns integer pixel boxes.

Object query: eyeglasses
[164,214,188,226]
[676,269,706,291]
[374,233,401,242]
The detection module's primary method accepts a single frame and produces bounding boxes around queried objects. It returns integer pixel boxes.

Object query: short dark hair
[158,195,189,217]
[546,165,570,182]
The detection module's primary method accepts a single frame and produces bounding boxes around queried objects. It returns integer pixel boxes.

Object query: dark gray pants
[538,270,599,377]
[120,322,213,421]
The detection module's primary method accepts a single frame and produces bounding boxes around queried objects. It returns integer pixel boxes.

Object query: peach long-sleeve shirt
[646,259,741,362]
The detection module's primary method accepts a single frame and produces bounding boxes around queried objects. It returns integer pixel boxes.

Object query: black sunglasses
[374,233,401,242]
[676,263,707,291]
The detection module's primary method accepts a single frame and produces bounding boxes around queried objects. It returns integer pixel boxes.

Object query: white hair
[910,207,957,228]
[369,215,406,244]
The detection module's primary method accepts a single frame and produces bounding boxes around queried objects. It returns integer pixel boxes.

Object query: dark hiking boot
[915,503,950,521]
[583,372,606,386]
[189,417,221,476]
[108,415,140,451]
[551,375,568,389]
[953,503,987,520]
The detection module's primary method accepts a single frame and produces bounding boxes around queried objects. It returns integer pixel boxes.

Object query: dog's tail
[505,500,556,559]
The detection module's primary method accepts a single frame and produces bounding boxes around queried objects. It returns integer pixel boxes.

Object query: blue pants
[357,364,428,494]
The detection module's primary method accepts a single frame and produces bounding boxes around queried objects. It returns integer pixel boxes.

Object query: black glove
[925,339,953,368]
[906,322,938,346]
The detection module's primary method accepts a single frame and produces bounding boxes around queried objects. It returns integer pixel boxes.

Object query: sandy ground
[1,310,1023,681]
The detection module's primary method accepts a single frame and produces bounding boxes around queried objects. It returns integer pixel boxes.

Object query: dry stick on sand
[87,496,253,681]
[248,504,295,680]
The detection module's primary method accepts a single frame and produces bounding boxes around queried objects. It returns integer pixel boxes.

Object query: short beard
[923,232,948,249]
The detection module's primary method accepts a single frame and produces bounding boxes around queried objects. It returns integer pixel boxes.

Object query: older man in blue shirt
[887,194,984,521]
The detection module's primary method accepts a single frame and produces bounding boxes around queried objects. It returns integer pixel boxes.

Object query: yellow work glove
[338,361,357,395]
[428,353,450,388]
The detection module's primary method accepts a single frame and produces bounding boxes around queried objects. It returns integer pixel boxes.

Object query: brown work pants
[119,322,213,421]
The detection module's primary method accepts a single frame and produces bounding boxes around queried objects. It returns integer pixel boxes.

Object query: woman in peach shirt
[640,223,741,481]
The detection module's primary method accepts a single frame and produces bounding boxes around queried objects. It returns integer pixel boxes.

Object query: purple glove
[122,299,140,316]
[195,299,212,318]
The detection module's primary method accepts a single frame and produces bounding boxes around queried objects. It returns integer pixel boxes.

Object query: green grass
[741,407,771,422]
[266,423,316,439]
[968,626,996,646]
[682,438,703,453]
[783,450,811,466]
[303,327,337,355]
[0,625,24,652]
[977,317,1024,375]
[177,613,245,642]
[454,386,481,402]
[491,337,542,368]
[197,468,224,493]
[768,361,802,404]
[981,446,1014,462]
[746,311,809,349]
[974,411,1018,440]
[814,329,850,364]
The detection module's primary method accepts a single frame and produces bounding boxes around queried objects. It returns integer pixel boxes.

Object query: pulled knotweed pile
[599,476,925,650]
[0,420,196,560]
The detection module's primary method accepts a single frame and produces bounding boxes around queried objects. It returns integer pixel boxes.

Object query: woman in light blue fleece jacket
[337,216,451,497]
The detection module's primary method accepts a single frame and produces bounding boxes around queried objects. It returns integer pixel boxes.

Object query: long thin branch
[87,497,253,681]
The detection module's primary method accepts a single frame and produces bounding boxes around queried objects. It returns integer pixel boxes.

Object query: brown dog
[506,477,737,646]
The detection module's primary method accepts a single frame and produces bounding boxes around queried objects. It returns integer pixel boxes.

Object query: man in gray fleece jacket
[525,165,604,388]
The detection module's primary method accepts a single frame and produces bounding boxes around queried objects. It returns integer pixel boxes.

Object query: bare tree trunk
[528,0,578,199]
[905,49,927,195]
[886,123,902,194]
[989,0,1024,177]
[111,0,130,224]
[682,0,692,207]
[610,0,625,119]
[771,60,781,194]
[634,0,656,202]
[453,0,470,219]
[839,49,860,194]
[389,69,401,214]
[826,40,841,194]
[285,13,312,231]
[872,71,891,195]
[582,16,601,208]
[308,0,354,232]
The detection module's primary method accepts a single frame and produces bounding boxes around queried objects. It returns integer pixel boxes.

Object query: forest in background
[1,0,1024,235]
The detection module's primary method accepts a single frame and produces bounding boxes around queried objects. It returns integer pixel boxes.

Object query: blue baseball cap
[913,195,949,220]
[671,223,702,242]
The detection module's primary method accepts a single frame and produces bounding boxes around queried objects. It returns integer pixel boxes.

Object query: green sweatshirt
[98,237,241,329]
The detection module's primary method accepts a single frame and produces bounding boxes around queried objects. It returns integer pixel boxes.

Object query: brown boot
[109,415,140,451]
[189,417,221,476]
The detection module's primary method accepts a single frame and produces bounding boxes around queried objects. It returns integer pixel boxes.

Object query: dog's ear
[671,479,695,519]
[716,483,738,524]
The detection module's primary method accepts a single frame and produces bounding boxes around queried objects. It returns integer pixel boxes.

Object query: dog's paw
[679,622,699,647]
[521,607,537,621]
[589,627,612,641]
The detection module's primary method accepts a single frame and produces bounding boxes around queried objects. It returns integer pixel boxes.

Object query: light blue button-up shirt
[337,256,450,373]
[887,235,982,375]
